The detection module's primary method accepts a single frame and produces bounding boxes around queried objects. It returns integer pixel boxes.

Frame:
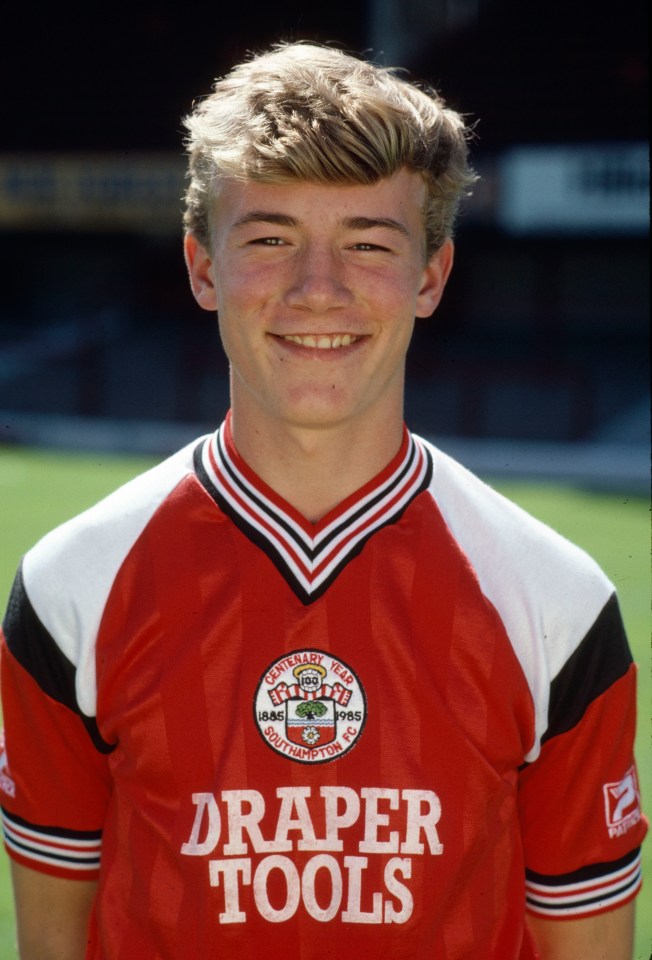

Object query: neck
[228,409,405,523]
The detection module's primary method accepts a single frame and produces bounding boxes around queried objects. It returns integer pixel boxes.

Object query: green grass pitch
[0,446,649,958]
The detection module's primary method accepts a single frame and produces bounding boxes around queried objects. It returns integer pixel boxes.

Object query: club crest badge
[254,649,366,764]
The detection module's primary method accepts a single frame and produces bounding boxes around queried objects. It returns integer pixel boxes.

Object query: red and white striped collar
[195,413,432,603]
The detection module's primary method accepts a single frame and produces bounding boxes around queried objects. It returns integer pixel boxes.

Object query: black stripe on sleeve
[542,593,632,746]
[526,846,640,887]
[3,564,115,755]
[525,868,640,914]
[1,807,103,843]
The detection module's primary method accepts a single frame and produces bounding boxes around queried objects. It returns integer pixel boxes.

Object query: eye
[351,242,391,252]
[250,236,287,246]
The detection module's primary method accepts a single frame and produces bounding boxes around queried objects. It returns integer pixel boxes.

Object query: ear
[415,240,454,318]
[184,232,218,312]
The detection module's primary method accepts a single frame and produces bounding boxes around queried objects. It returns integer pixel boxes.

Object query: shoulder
[419,434,611,593]
[24,437,203,582]
[417,435,618,753]
[17,439,204,690]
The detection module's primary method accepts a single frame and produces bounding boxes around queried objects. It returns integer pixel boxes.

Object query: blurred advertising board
[0,153,185,233]
[498,143,649,235]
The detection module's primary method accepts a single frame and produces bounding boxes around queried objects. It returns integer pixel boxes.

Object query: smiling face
[185,170,453,447]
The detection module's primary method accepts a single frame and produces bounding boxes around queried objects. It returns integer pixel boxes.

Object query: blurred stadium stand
[0,0,648,489]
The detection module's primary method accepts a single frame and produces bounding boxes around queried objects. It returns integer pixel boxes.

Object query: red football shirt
[1,416,646,959]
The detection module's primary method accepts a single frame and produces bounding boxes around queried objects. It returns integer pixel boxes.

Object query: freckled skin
[184,173,453,454]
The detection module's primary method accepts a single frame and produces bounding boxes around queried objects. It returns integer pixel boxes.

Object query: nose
[284,245,353,312]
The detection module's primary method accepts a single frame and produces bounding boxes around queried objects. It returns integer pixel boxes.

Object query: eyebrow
[343,216,410,238]
[233,212,297,229]
[232,211,410,237]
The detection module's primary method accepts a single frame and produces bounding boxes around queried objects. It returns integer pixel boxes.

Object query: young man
[0,42,645,960]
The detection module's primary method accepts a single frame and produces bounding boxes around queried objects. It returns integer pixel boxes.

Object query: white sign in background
[498,143,649,234]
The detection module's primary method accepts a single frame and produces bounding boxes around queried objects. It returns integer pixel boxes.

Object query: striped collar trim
[195,417,432,603]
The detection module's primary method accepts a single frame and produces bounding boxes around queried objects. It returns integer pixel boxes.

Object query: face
[185,171,453,441]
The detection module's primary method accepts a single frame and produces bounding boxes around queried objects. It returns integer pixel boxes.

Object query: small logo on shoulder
[0,731,16,798]
[603,766,641,838]
[254,649,366,764]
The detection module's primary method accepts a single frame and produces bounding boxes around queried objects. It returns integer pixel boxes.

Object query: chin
[280,404,359,433]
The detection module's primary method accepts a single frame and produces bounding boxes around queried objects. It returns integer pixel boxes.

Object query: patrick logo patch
[0,730,16,798]
[603,766,642,839]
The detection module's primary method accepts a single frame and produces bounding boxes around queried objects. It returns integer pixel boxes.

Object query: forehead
[212,170,427,236]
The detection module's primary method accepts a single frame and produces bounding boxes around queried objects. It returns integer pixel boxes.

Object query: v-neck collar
[194,414,432,604]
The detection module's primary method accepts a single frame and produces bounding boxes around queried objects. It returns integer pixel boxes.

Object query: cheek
[217,269,280,323]
[215,287,254,341]
[364,270,422,311]
[216,306,269,375]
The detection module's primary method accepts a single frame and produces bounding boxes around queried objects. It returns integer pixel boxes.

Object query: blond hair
[183,42,476,257]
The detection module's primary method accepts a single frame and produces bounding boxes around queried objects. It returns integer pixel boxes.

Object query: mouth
[277,334,362,350]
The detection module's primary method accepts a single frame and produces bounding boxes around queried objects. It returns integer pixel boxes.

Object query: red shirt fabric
[1,417,646,959]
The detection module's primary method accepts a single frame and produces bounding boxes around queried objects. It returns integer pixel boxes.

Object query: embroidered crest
[254,650,366,764]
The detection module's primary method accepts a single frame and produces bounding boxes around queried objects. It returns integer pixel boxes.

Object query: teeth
[281,334,358,349]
